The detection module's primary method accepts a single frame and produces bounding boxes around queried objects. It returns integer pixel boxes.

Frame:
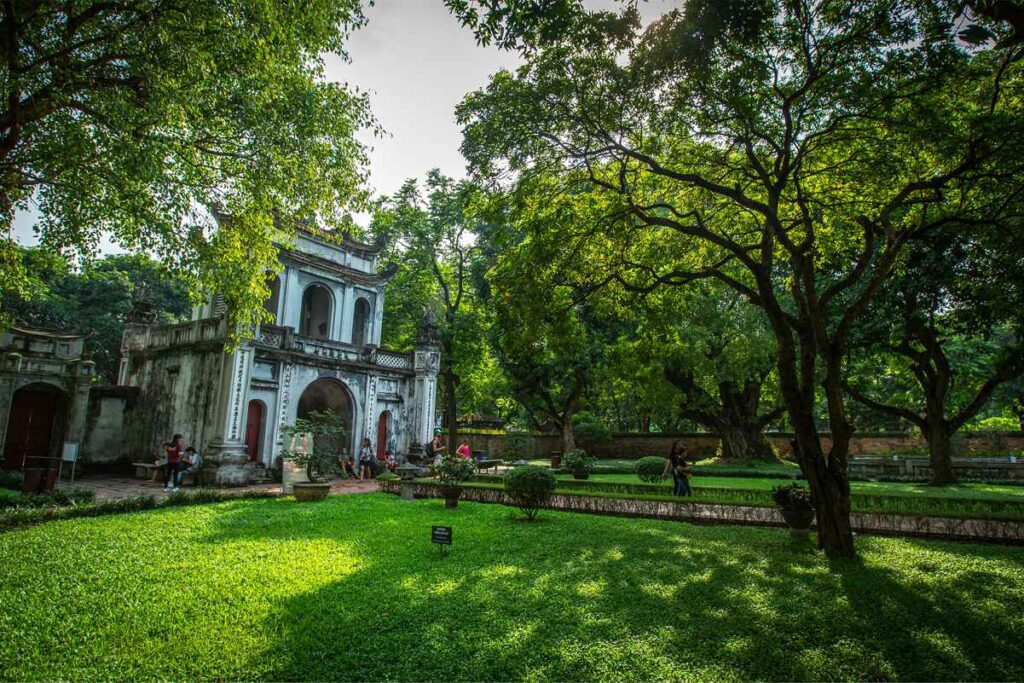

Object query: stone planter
[293,481,331,502]
[439,485,462,508]
[780,507,815,539]
[571,470,590,480]
[550,454,562,468]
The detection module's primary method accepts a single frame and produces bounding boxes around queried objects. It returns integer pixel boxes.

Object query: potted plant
[435,456,475,508]
[563,449,596,480]
[772,483,815,539]
[280,410,346,502]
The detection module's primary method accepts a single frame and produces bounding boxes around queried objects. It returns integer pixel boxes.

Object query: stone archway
[296,378,355,457]
[300,284,333,340]
[352,297,370,346]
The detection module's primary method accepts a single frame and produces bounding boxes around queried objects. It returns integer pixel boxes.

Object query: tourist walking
[358,438,374,480]
[662,440,693,496]
[430,434,446,467]
[163,434,184,491]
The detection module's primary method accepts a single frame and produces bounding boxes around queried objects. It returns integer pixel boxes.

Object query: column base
[208,440,251,486]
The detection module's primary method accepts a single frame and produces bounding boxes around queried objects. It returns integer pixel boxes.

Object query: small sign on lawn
[432,525,452,556]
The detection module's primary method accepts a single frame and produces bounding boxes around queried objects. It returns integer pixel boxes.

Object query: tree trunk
[561,417,576,454]
[443,367,458,456]
[771,320,855,556]
[717,421,775,460]
[923,420,956,485]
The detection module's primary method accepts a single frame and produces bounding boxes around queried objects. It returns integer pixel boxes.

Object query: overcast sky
[13,0,679,249]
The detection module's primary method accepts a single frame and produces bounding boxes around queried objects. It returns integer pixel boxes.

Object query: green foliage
[504,465,557,520]
[0,487,94,510]
[373,172,511,423]
[456,0,1024,552]
[435,456,477,486]
[375,471,401,482]
[562,449,596,474]
[772,484,814,514]
[2,248,191,382]
[2,495,1024,680]
[1,0,374,331]
[280,411,346,483]
[0,470,23,491]
[572,411,611,444]
[635,457,668,483]
[970,416,1022,432]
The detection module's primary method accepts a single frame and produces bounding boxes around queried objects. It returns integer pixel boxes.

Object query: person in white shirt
[178,447,203,486]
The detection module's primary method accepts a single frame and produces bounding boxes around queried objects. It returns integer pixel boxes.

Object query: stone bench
[132,462,203,486]
[133,462,161,480]
[476,459,503,473]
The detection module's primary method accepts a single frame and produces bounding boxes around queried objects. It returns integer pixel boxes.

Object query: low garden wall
[379,480,1024,544]
[455,430,1024,460]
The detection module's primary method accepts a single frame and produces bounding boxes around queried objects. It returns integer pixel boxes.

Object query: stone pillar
[411,333,440,453]
[209,344,254,485]
[65,360,95,445]
[371,285,385,346]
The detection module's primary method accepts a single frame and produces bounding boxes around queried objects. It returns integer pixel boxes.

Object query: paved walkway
[58,475,377,501]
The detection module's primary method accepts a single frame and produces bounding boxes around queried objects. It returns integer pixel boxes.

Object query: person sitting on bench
[177,446,202,486]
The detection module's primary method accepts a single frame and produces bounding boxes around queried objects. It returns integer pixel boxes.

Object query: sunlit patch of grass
[0,494,1022,681]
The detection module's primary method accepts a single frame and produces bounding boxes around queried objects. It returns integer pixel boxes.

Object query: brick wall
[452,430,1024,461]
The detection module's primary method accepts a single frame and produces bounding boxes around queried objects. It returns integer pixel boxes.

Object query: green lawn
[1,494,1023,681]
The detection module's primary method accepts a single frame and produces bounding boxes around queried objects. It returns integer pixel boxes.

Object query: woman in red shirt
[164,434,184,491]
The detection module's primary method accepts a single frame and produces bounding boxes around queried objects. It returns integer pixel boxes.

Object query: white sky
[13,0,679,250]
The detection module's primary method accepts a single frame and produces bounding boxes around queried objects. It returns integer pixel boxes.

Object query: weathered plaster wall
[122,346,227,461]
[81,387,139,463]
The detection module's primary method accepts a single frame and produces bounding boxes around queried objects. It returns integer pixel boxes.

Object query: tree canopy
[1,0,375,330]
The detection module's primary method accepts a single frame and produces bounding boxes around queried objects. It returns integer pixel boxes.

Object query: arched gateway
[296,378,355,456]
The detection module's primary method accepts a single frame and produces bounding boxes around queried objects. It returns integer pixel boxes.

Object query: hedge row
[0,488,281,533]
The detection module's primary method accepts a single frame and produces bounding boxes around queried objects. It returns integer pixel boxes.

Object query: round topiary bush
[635,456,668,483]
[375,471,400,482]
[504,465,556,520]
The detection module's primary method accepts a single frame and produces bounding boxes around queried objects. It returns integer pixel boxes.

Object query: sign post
[431,525,452,556]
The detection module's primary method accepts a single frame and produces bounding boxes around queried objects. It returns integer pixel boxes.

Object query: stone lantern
[396,463,419,501]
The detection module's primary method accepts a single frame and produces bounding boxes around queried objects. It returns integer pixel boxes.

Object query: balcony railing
[255,325,413,372]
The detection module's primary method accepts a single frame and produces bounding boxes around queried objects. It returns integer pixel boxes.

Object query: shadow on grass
[196,494,1024,681]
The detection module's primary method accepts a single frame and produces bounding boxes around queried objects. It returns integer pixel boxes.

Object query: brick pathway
[57,475,377,501]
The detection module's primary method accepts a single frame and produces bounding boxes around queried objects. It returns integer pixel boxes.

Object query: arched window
[300,284,332,339]
[263,275,281,324]
[352,297,371,347]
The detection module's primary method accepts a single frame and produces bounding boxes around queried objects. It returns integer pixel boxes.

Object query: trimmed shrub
[375,471,400,482]
[0,470,23,491]
[563,449,596,473]
[635,457,668,483]
[504,465,556,520]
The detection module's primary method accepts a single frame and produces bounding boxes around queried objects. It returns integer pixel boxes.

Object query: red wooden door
[376,411,389,459]
[245,400,263,462]
[3,387,60,471]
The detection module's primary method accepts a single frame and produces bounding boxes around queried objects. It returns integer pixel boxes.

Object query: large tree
[1,0,373,330]
[846,226,1024,484]
[454,1,1024,554]
[643,282,784,461]
[373,172,491,454]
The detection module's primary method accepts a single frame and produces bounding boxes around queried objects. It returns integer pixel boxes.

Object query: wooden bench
[476,459,503,474]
